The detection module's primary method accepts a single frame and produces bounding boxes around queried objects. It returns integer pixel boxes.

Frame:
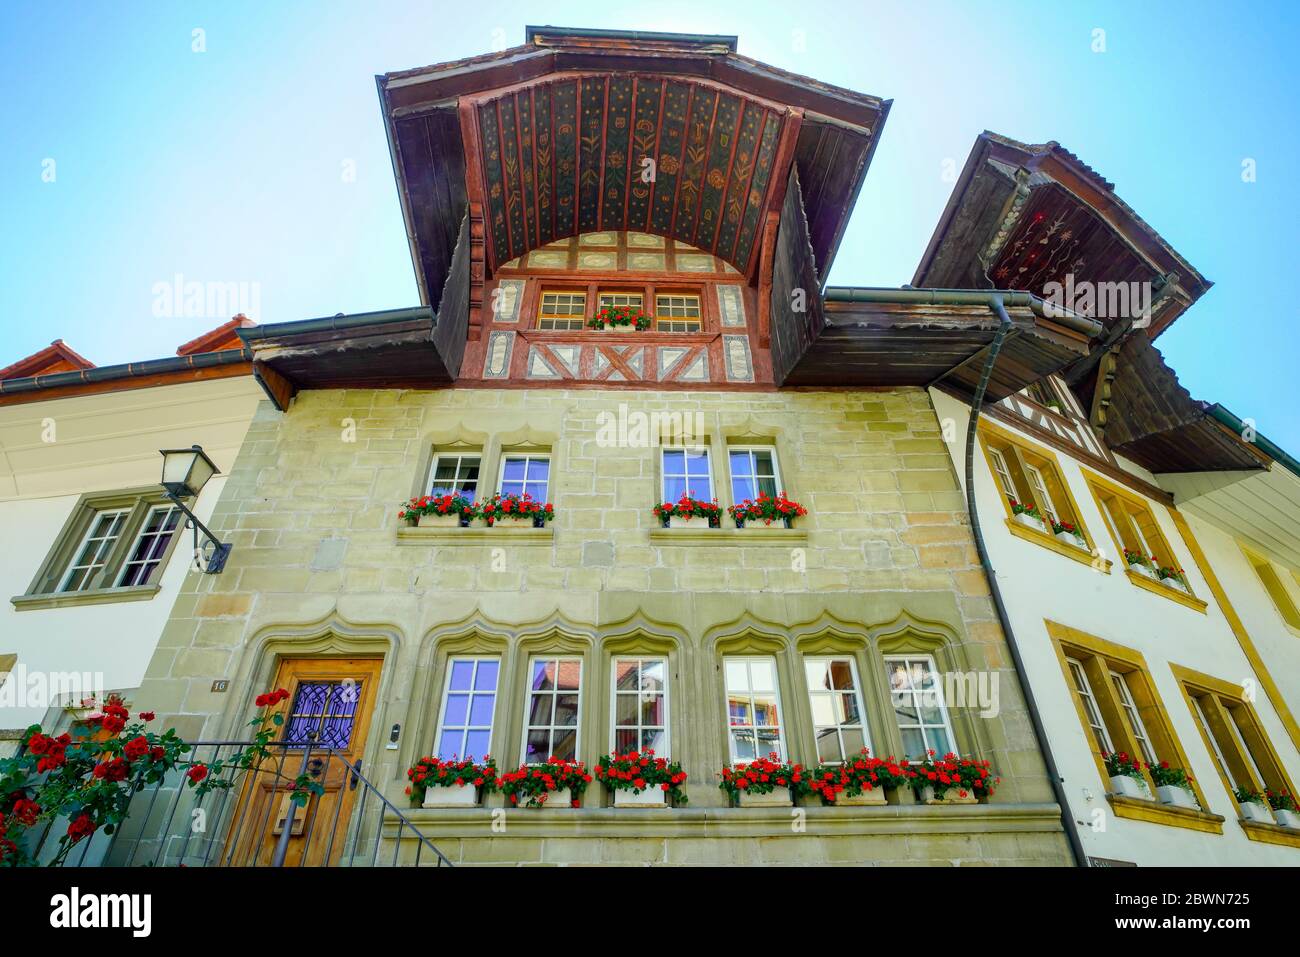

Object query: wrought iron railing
[47,741,453,867]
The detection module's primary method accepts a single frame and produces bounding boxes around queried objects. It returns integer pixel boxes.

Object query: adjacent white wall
[932,388,1300,866]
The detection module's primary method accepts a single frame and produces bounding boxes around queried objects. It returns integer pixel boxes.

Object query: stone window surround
[11,485,190,612]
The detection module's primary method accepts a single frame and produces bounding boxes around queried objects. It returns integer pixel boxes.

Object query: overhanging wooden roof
[913,132,1211,338]
[378,26,889,305]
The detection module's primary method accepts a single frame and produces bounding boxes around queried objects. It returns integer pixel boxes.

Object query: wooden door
[225,657,382,866]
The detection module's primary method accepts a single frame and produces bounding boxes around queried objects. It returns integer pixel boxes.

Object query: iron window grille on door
[283,681,362,749]
[611,657,668,755]
[724,656,786,762]
[435,658,499,761]
[523,657,582,763]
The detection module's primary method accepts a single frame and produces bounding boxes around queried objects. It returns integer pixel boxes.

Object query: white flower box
[1155,784,1198,810]
[1158,575,1190,594]
[519,787,574,808]
[736,518,794,530]
[738,786,792,808]
[1054,531,1087,549]
[1239,800,1275,825]
[421,784,479,808]
[1127,562,1158,581]
[417,512,462,528]
[668,514,710,529]
[613,786,668,808]
[1012,512,1047,533]
[1273,808,1300,829]
[491,514,537,528]
[836,787,888,806]
[1110,774,1151,800]
[921,785,978,805]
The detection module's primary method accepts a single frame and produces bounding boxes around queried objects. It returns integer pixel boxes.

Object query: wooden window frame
[434,656,500,763]
[660,445,714,502]
[976,421,1104,570]
[496,452,551,502]
[536,288,588,330]
[723,655,788,763]
[609,656,670,757]
[1241,546,1300,634]
[427,451,484,499]
[883,654,958,762]
[804,655,871,765]
[521,655,583,765]
[726,445,782,505]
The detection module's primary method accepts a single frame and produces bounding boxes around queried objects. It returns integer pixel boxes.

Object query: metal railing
[91,741,453,867]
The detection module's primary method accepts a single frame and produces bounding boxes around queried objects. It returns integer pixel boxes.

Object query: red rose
[67,814,96,844]
[139,711,156,722]
[123,736,149,762]
[187,764,209,784]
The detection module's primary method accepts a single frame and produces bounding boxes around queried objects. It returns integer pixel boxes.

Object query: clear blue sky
[2,1,1296,451]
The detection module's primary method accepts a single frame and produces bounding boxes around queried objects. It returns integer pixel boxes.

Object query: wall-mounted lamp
[158,444,231,574]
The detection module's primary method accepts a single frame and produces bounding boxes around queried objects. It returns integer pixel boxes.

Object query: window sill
[1239,818,1300,849]
[1003,518,1109,571]
[649,526,808,546]
[396,525,554,546]
[1106,794,1225,834]
[11,584,162,611]
[1123,567,1208,613]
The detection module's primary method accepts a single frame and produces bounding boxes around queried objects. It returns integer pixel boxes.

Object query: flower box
[1013,511,1047,534]
[836,787,888,806]
[519,787,573,808]
[1054,530,1087,549]
[491,514,537,528]
[614,786,669,808]
[1239,800,1275,825]
[1273,808,1300,829]
[421,784,479,808]
[1159,575,1191,594]
[668,514,708,529]
[735,516,794,530]
[728,493,807,530]
[1128,562,1159,581]
[1155,784,1198,810]
[738,786,792,808]
[920,785,978,805]
[1110,774,1151,799]
[418,512,462,528]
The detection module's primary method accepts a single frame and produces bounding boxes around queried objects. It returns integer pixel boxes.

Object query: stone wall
[134,386,1071,865]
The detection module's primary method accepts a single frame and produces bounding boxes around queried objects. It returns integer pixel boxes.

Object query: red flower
[187,764,209,784]
[123,736,149,762]
[67,814,96,844]
[139,711,156,722]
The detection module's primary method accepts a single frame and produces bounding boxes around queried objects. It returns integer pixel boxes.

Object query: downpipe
[962,295,1090,868]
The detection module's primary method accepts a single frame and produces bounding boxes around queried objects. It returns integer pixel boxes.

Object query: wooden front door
[225,657,382,866]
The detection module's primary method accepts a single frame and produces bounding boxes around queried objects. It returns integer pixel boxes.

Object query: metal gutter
[1209,404,1300,480]
[960,295,1089,868]
[0,348,251,395]
[823,286,1104,338]
[236,307,435,344]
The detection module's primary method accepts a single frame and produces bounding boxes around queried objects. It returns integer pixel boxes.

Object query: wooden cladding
[769,167,824,385]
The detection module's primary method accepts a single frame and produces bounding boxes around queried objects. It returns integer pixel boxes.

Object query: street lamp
[157,445,231,573]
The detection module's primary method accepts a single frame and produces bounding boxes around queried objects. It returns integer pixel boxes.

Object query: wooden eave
[913,132,1211,338]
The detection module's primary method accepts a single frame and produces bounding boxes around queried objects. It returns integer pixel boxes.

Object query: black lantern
[156,445,231,573]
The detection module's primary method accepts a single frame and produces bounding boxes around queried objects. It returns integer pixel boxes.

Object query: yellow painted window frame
[976,421,1107,571]
[1081,469,1207,613]
[537,288,588,330]
[1241,545,1300,634]
[654,291,703,332]
[1045,620,1223,833]
[1170,662,1300,848]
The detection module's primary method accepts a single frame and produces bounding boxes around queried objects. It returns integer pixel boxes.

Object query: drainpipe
[962,295,1090,868]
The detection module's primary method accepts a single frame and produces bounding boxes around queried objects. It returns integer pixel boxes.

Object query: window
[805,657,869,763]
[978,426,1090,552]
[724,656,785,761]
[428,453,482,499]
[117,505,183,588]
[611,658,668,755]
[1084,474,1193,598]
[987,447,1017,500]
[597,291,643,311]
[19,489,190,605]
[523,657,581,763]
[1024,463,1058,521]
[498,454,550,500]
[655,293,702,332]
[729,447,779,502]
[1176,665,1298,809]
[885,656,955,760]
[1025,380,1056,408]
[1244,549,1300,631]
[283,681,363,749]
[1067,659,1115,754]
[435,658,498,761]
[661,447,712,501]
[537,290,587,330]
[1110,670,1156,765]
[60,509,131,592]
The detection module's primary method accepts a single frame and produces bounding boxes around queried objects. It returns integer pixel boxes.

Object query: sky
[2,1,1296,450]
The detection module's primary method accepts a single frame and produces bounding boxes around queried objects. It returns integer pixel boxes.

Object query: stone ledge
[1106,794,1225,834]
[396,526,554,546]
[10,584,162,611]
[649,527,809,546]
[1239,819,1300,849]
[1123,567,1208,613]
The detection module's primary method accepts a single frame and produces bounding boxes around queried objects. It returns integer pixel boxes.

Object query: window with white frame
[805,657,869,764]
[611,657,668,754]
[428,453,482,499]
[523,657,581,763]
[117,505,183,587]
[1110,670,1156,764]
[987,447,1017,501]
[1066,659,1114,753]
[1024,463,1059,523]
[435,658,499,761]
[885,655,955,760]
[498,454,550,501]
[724,656,785,762]
[60,509,132,592]
[728,447,780,503]
[661,447,712,501]
[1190,695,1239,788]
